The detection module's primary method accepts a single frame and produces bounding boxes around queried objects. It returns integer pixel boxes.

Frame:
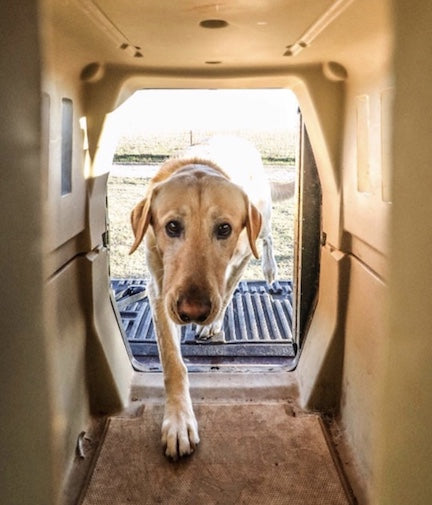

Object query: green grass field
[114,130,296,165]
[107,131,297,281]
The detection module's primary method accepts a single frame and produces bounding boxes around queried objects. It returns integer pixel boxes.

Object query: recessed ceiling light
[199,19,229,29]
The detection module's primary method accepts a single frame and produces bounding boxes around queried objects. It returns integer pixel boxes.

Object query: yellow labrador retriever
[129,136,278,459]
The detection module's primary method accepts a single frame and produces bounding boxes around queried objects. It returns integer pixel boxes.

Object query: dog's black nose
[177,295,211,324]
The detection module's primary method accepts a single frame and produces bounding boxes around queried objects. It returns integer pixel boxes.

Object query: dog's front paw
[161,403,200,460]
[195,318,225,342]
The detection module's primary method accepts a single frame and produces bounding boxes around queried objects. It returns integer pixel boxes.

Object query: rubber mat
[80,403,352,505]
[111,279,296,367]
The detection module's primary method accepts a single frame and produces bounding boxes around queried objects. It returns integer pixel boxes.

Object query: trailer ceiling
[50,0,392,77]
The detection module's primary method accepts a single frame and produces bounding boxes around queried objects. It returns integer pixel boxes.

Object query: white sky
[112,89,299,134]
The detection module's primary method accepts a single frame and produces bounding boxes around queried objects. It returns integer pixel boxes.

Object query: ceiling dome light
[199,19,229,29]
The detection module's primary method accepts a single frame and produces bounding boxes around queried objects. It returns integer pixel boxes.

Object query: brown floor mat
[80,403,352,505]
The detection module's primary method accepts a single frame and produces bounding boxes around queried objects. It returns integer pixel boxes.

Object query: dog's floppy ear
[129,197,152,254]
[245,201,262,259]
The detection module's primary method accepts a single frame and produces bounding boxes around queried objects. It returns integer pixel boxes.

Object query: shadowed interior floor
[79,403,353,505]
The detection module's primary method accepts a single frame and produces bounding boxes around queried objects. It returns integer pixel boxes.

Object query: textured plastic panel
[112,279,296,363]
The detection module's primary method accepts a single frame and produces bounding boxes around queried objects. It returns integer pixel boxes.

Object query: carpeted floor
[80,403,352,505]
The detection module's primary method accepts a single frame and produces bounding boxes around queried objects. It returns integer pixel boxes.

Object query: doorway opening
[107,89,316,371]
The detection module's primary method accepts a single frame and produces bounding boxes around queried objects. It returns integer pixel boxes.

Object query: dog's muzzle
[172,281,215,324]
[176,294,212,324]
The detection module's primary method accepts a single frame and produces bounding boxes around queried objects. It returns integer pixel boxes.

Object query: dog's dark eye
[165,220,183,238]
[215,222,232,239]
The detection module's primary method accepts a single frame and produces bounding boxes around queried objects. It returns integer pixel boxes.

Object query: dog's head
[129,164,262,326]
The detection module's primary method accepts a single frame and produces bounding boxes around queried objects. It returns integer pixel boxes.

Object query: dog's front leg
[262,233,278,284]
[149,284,199,459]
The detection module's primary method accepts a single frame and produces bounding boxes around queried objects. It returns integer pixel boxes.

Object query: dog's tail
[270,180,296,202]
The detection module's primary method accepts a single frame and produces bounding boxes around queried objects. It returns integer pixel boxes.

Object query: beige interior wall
[297,13,394,504]
[340,259,387,498]
[373,2,432,504]
[41,0,133,495]
[298,4,432,503]
[0,2,133,504]
[338,65,393,499]
[0,3,57,504]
